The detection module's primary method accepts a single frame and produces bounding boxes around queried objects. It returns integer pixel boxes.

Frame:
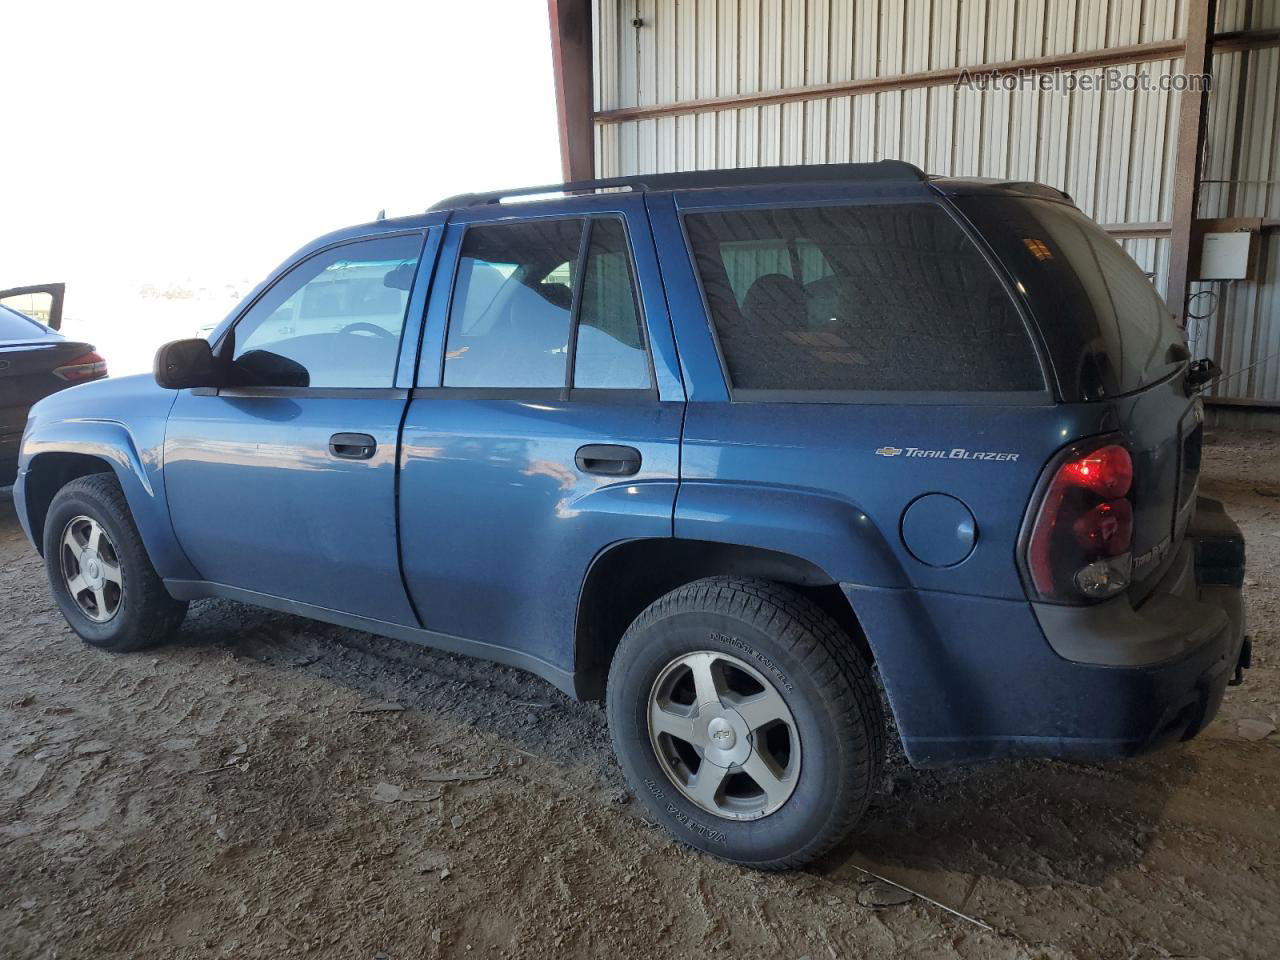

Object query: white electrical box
[1199,231,1254,280]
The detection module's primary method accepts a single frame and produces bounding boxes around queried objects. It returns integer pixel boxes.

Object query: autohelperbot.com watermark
[956,66,1211,95]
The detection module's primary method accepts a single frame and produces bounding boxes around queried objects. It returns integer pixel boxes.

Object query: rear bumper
[848,497,1247,767]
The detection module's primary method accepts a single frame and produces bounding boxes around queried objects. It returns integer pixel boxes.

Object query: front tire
[607,577,884,870]
[42,473,188,651]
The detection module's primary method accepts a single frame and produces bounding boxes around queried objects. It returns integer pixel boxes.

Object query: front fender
[19,406,197,580]
[673,481,909,588]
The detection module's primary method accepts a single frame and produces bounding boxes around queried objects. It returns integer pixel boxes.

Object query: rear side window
[957,198,1183,400]
[685,203,1043,395]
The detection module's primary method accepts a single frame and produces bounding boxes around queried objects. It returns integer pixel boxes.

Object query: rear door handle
[329,432,377,460]
[575,444,642,477]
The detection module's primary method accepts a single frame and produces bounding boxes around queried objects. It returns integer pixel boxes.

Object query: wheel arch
[19,422,197,580]
[572,538,872,700]
[22,452,120,555]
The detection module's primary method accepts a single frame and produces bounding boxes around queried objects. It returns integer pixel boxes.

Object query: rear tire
[42,473,188,651]
[607,576,883,870]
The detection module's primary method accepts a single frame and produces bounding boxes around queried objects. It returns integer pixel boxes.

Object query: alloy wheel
[647,650,801,821]
[59,515,124,623]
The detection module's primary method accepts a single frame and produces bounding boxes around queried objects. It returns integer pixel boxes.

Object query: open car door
[0,283,65,330]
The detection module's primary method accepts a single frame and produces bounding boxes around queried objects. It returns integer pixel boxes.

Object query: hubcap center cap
[696,704,752,768]
[84,555,102,582]
[706,717,736,750]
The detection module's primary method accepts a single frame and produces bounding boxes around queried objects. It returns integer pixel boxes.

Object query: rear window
[955,197,1184,400]
[684,203,1044,396]
[0,304,47,340]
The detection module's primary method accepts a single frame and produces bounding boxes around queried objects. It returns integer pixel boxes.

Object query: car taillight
[1025,441,1134,602]
[53,351,108,383]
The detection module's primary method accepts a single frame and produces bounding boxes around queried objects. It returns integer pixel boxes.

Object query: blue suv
[15,162,1248,869]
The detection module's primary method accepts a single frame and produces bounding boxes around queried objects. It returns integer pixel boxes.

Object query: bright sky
[1,0,562,371]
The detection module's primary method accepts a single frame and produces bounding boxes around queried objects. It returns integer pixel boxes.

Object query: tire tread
[609,575,884,870]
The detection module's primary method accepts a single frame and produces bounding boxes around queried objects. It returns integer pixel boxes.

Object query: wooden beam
[547,0,595,181]
[1166,0,1218,323]
[594,39,1187,124]
[1213,28,1280,53]
[1101,222,1173,238]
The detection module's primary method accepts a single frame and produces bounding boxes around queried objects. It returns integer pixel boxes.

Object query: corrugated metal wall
[1195,0,1280,402]
[592,0,1280,404]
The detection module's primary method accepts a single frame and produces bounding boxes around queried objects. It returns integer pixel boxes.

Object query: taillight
[1025,441,1134,601]
[53,351,108,383]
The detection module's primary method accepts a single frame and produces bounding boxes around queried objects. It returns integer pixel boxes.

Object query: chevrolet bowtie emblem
[875,446,903,457]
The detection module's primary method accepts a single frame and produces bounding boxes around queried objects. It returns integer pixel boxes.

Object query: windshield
[0,303,51,340]
[957,197,1185,401]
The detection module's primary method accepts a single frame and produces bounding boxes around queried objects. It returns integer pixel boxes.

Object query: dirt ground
[1,435,1277,960]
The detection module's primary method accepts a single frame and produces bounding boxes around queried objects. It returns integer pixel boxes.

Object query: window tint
[0,304,48,339]
[956,198,1181,400]
[574,219,650,389]
[443,219,583,388]
[685,204,1043,394]
[232,235,422,388]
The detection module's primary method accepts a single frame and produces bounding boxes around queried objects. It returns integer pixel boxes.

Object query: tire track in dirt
[1,436,1279,959]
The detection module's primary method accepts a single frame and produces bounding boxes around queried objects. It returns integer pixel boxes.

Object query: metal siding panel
[1239,48,1279,218]
[1043,0,1078,55]
[1063,74,1102,218]
[952,85,981,175]
[1201,50,1239,219]
[740,0,762,94]
[1094,66,1133,224]
[619,3,640,110]
[828,94,852,163]
[828,0,854,82]
[598,121,619,179]
[1208,41,1280,404]
[980,0,1015,179]
[738,105,761,167]
[596,0,620,113]
[1214,0,1248,33]
[931,0,960,68]
[637,0,659,106]
[851,94,876,162]
[852,0,878,80]
[877,90,902,163]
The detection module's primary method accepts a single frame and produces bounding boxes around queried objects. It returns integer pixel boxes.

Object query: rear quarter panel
[677,401,1114,598]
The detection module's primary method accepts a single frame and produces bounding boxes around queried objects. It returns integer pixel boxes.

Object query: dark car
[0,286,106,483]
[13,162,1247,869]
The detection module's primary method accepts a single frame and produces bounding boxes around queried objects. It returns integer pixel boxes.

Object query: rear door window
[443,219,582,388]
[441,216,651,391]
[955,198,1184,400]
[573,219,650,389]
[684,203,1044,396]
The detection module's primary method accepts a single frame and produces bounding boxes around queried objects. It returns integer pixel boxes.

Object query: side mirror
[230,349,310,388]
[155,338,222,389]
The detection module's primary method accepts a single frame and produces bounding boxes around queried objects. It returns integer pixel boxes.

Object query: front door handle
[575,444,641,477]
[329,432,377,460]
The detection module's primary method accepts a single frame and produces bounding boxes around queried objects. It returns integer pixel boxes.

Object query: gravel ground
[1,433,1277,960]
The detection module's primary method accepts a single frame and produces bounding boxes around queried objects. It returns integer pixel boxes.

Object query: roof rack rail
[429,176,648,212]
[428,160,928,212]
